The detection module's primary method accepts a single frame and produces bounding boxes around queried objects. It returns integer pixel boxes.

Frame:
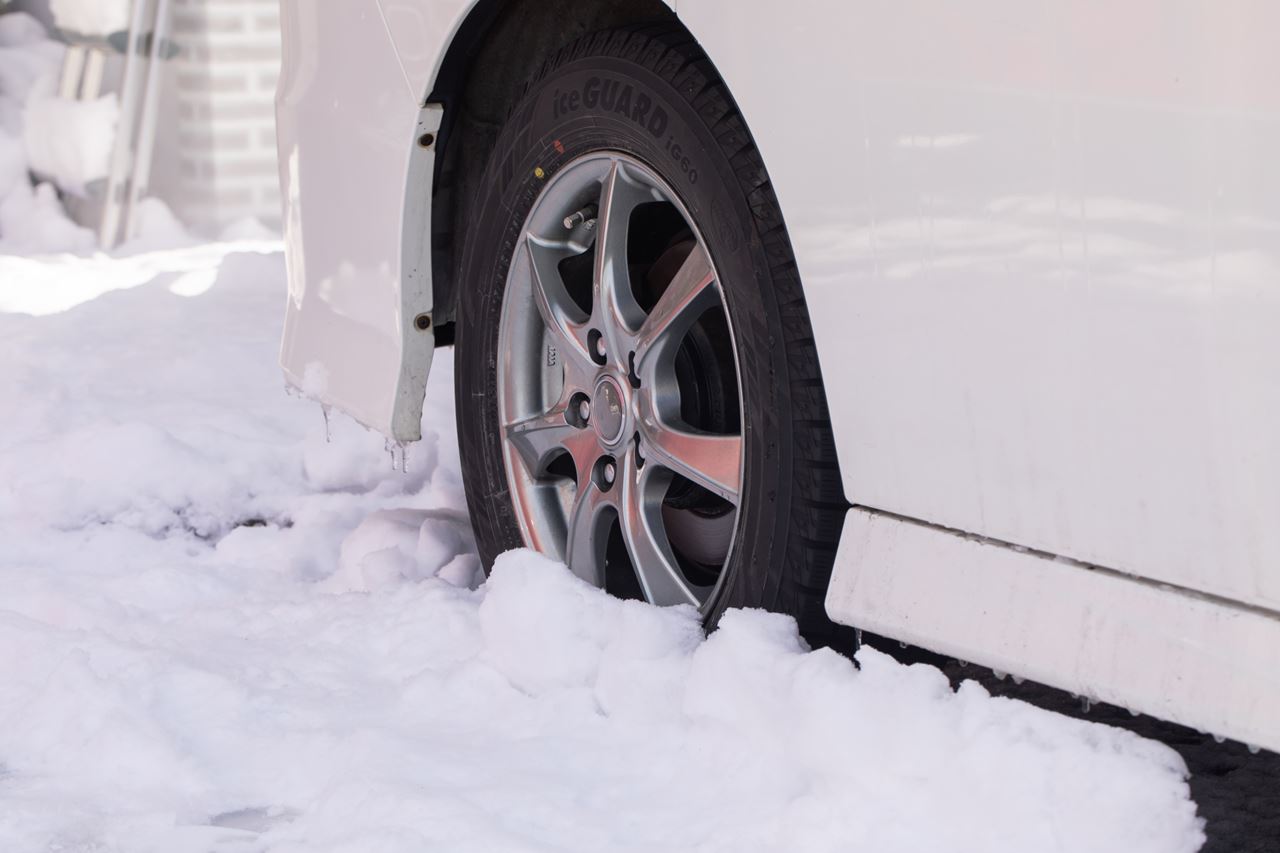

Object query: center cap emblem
[592,376,626,446]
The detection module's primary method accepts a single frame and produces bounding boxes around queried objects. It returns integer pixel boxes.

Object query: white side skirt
[826,507,1280,753]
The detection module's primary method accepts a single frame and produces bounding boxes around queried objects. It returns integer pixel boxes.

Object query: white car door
[680,0,1280,611]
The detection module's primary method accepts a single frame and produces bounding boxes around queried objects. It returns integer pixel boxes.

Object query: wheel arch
[421,0,679,345]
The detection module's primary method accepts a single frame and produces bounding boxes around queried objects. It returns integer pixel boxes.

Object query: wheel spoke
[504,403,580,477]
[619,454,703,608]
[633,242,718,373]
[637,407,742,504]
[563,427,604,484]
[592,160,655,363]
[499,153,745,614]
[564,480,612,587]
[527,236,593,366]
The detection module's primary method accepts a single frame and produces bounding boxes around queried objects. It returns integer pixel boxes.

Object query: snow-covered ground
[0,242,1208,852]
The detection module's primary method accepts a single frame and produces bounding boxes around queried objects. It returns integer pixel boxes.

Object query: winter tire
[456,25,846,636]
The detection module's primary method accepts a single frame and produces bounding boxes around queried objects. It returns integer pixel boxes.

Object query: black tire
[455,25,848,641]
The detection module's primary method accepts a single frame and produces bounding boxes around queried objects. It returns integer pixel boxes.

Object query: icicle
[1011,675,1024,685]
[992,669,1007,681]
[1247,744,1261,755]
[1080,696,1092,714]
[321,405,332,443]
[384,438,408,473]
[1212,734,1225,744]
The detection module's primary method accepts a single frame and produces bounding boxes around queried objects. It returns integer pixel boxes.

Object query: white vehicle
[276,1,1280,752]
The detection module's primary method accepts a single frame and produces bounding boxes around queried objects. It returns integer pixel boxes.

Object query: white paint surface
[827,508,1280,753]
[276,0,448,440]
[375,0,475,100]
[679,0,1280,612]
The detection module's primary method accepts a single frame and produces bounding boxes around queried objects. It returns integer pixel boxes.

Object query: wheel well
[425,0,679,344]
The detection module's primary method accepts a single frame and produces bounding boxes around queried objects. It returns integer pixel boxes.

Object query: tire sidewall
[457,54,793,623]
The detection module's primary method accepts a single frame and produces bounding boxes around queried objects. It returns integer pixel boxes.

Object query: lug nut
[578,399,591,423]
[593,335,607,360]
[602,461,616,485]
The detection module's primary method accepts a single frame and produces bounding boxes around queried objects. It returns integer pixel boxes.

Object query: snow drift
[0,12,97,253]
[0,242,1205,852]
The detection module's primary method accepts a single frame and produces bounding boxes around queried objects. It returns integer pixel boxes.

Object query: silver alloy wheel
[497,152,744,612]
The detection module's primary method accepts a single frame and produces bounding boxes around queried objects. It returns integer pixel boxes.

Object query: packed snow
[49,0,132,39]
[0,234,1209,852]
[23,90,118,195]
[0,12,101,254]
[1,11,184,257]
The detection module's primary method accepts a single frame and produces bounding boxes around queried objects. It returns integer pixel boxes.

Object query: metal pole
[97,0,152,249]
[58,45,86,100]
[81,48,107,100]
[123,0,172,242]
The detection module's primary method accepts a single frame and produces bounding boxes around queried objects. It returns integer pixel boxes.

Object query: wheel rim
[497,152,744,612]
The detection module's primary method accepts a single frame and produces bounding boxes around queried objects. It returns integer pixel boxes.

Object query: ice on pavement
[0,243,1205,849]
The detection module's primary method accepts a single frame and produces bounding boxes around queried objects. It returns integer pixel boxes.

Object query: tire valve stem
[563,204,598,231]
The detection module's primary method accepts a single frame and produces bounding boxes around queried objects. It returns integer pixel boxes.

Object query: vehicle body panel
[826,508,1280,751]
[277,0,1280,749]
[678,0,1280,611]
[377,0,471,99]
[277,0,451,439]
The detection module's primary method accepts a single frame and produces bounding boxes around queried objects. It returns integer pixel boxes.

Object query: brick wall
[167,0,281,229]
